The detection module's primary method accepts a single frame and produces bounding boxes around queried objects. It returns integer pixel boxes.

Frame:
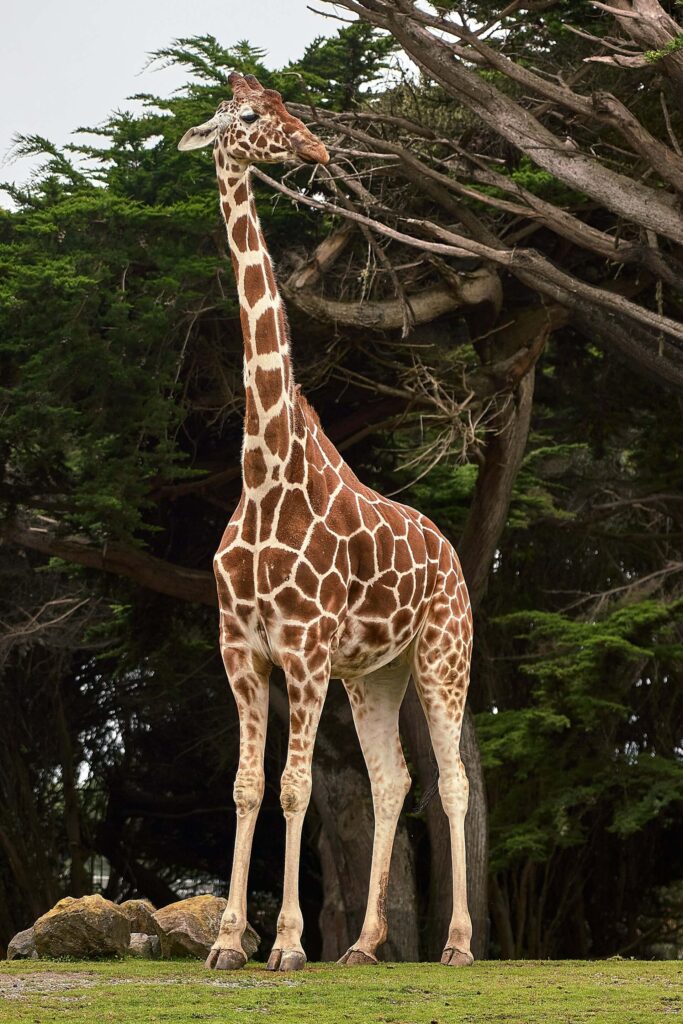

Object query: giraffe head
[178,72,329,166]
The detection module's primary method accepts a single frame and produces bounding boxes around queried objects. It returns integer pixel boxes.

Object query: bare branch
[2,518,217,607]
[292,105,683,288]
[588,0,683,94]
[252,167,683,349]
[284,273,500,331]
[323,1,683,243]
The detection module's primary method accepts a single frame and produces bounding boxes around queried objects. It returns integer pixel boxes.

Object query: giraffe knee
[438,760,469,816]
[280,785,309,815]
[280,771,311,816]
[372,763,412,815]
[233,770,264,815]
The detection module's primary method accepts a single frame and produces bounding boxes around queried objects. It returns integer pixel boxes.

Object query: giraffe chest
[214,525,344,660]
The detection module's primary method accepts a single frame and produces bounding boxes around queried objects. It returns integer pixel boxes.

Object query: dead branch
[2,518,217,607]
[290,106,683,288]
[588,0,683,94]
[323,1,683,244]
[283,270,501,331]
[251,167,683,388]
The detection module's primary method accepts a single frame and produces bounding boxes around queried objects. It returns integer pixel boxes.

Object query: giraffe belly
[330,639,412,679]
[329,611,419,679]
[250,536,434,677]
[255,611,414,679]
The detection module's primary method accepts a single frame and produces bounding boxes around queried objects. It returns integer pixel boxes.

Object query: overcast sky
[1,0,336,194]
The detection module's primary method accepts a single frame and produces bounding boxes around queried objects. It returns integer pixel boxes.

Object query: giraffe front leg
[267,654,329,972]
[207,647,270,971]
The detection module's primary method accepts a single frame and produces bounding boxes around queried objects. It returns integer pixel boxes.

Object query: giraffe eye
[240,108,259,124]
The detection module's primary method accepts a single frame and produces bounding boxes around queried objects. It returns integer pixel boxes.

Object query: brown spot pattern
[244,264,266,306]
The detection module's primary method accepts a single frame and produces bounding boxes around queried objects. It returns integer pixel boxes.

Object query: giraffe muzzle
[292,136,330,166]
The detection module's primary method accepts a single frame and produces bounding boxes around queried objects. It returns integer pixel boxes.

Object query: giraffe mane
[295,386,323,431]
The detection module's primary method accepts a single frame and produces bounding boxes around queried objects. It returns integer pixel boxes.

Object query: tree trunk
[490,874,515,959]
[461,707,489,957]
[0,735,58,920]
[313,753,420,961]
[401,336,539,960]
[0,874,18,957]
[54,681,90,897]
[459,369,536,608]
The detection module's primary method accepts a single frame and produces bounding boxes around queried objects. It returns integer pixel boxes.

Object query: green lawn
[0,958,680,1024]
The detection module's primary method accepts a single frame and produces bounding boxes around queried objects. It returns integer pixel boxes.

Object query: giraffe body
[217,433,469,681]
[179,73,473,971]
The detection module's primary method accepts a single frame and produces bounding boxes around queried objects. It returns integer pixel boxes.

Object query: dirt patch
[0,971,97,1000]
[0,971,301,1001]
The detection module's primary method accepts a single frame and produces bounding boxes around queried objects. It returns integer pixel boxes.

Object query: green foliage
[645,34,683,64]
[509,159,587,205]
[149,35,268,85]
[507,443,588,528]
[0,183,217,539]
[287,22,397,110]
[402,461,477,536]
[483,597,683,853]
[0,36,335,541]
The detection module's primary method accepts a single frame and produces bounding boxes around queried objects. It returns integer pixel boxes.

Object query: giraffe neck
[217,156,296,491]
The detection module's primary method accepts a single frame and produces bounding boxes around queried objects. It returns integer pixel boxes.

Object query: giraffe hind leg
[337,660,412,965]
[412,590,474,966]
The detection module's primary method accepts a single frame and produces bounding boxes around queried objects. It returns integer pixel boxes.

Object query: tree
[296,4,682,369]
[1,11,682,961]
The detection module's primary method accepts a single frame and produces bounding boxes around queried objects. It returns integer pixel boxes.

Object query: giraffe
[178,72,473,972]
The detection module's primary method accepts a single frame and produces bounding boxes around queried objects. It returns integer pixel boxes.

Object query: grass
[0,958,680,1024]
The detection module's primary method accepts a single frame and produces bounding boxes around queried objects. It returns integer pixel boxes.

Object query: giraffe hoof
[205,947,247,970]
[440,947,474,967]
[266,948,307,972]
[337,948,378,966]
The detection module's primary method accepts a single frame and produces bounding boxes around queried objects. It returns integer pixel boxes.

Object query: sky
[0,0,337,193]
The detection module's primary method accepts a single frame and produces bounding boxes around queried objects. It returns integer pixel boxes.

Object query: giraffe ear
[177,118,219,152]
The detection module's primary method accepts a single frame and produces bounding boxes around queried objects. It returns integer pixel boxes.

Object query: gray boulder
[7,926,37,960]
[33,894,131,959]
[128,932,161,959]
[152,894,260,960]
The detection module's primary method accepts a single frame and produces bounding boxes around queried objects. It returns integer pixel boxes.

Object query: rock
[7,927,37,960]
[52,897,77,913]
[152,894,260,960]
[242,922,260,959]
[33,894,131,959]
[118,899,159,936]
[241,921,260,958]
[128,932,161,959]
